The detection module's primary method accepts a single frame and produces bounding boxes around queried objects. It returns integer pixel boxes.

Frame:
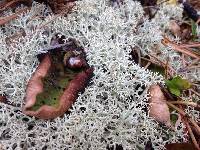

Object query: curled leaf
[23,53,93,119]
[148,85,172,128]
[23,36,93,119]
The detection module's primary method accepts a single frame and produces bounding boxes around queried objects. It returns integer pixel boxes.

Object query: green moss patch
[30,68,81,111]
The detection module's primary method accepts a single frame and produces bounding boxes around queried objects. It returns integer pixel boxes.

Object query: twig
[170,100,200,108]
[165,57,170,79]
[0,7,29,26]
[157,0,169,5]
[187,64,200,70]
[159,84,175,100]
[39,41,74,52]
[190,89,200,97]
[187,58,200,67]
[185,119,200,150]
[162,37,200,60]
[178,58,200,72]
[144,62,151,69]
[177,103,200,149]
[141,56,174,77]
[167,101,200,135]
[181,54,186,67]
[180,43,200,48]
[0,0,31,12]
[149,53,176,75]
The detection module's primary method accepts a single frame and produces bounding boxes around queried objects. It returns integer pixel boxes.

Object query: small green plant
[165,76,191,96]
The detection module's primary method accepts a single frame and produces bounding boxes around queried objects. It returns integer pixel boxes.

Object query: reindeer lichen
[0,1,189,149]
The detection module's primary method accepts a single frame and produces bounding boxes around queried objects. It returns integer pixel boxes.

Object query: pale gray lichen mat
[0,0,195,149]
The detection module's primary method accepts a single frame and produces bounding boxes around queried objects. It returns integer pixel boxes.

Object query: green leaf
[191,20,197,40]
[168,87,181,96]
[170,114,178,126]
[165,76,191,96]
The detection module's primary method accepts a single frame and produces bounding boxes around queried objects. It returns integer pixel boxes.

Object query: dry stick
[0,7,29,26]
[177,104,189,139]
[162,37,200,60]
[149,53,176,76]
[187,59,199,67]
[180,43,200,48]
[167,101,200,135]
[170,101,200,108]
[190,89,200,97]
[174,102,200,150]
[157,0,169,5]
[165,57,170,79]
[178,58,200,72]
[0,0,30,12]
[187,64,200,70]
[144,62,151,69]
[182,54,186,67]
[184,118,200,150]
[141,56,174,77]
[178,101,200,150]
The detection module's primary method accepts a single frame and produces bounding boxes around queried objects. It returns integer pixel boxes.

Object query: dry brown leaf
[23,54,93,119]
[148,85,172,128]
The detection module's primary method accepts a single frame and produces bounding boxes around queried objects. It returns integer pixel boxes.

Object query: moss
[149,64,165,76]
[30,68,81,111]
[170,114,178,126]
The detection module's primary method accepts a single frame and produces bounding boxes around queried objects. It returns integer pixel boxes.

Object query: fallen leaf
[165,76,191,96]
[23,35,93,119]
[23,53,93,119]
[148,85,172,128]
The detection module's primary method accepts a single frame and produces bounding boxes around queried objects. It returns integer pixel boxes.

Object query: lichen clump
[0,0,188,149]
